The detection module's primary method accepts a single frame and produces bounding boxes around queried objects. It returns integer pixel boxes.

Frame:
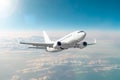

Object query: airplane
[20,30,96,52]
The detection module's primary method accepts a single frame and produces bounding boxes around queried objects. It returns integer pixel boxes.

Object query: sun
[0,0,19,18]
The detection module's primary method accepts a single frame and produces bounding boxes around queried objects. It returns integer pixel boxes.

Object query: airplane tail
[43,31,52,43]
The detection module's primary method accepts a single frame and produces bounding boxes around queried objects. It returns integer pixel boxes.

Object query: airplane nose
[82,32,86,37]
[79,31,86,37]
[77,30,86,37]
[77,31,86,41]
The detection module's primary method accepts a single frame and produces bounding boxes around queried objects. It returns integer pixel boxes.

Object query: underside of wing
[28,46,46,49]
[20,42,53,47]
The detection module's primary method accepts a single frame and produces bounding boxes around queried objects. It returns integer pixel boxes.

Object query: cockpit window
[78,31,84,33]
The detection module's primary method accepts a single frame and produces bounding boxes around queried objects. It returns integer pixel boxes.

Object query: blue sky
[0,0,120,31]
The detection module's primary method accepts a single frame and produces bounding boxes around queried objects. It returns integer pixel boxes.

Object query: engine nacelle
[79,42,87,49]
[53,41,62,49]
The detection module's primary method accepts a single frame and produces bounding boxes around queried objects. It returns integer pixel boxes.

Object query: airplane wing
[87,39,96,45]
[20,42,54,47]
[28,46,46,49]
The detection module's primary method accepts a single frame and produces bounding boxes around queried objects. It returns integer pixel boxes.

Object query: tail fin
[43,31,52,43]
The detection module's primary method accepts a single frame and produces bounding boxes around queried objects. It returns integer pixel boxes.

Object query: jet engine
[79,42,87,49]
[53,41,62,49]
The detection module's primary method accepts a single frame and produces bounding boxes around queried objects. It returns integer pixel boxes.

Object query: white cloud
[11,75,20,80]
[0,30,120,79]
[93,64,120,72]
[30,75,48,80]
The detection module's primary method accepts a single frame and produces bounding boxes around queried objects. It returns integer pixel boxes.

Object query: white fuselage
[20,30,96,52]
[46,31,86,52]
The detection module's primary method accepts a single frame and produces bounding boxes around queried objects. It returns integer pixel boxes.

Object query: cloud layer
[0,30,120,80]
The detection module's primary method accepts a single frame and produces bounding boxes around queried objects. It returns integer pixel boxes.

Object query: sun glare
[0,0,19,18]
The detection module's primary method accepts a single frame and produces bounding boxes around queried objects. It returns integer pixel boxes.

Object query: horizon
[0,1,120,80]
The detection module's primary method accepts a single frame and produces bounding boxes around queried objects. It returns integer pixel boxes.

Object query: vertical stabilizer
[43,31,52,43]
